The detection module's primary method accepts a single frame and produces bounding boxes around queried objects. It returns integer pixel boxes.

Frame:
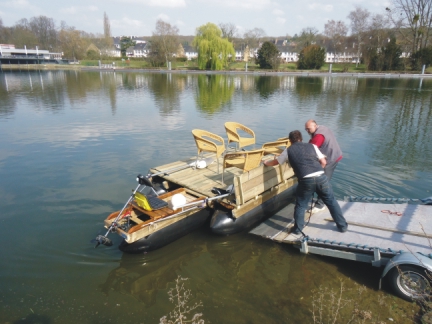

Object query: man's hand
[319,157,327,168]
[264,158,279,167]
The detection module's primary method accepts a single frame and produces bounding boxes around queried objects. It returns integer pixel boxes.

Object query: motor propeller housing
[94,235,113,248]
[137,174,154,187]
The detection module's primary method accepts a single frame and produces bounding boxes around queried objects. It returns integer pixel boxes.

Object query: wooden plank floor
[149,154,276,198]
[250,201,432,255]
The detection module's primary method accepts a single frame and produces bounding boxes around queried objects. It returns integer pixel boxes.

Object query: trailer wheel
[388,265,432,301]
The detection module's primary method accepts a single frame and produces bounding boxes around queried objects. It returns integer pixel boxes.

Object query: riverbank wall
[1,63,431,78]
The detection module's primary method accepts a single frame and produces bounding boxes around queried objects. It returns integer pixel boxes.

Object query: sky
[0,0,390,37]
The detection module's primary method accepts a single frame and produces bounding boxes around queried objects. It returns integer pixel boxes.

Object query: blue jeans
[294,174,347,231]
[315,160,338,208]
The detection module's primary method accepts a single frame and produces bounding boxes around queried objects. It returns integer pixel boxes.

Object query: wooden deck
[149,154,275,199]
[250,201,432,255]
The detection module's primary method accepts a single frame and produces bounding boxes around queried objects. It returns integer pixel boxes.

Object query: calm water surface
[1,70,431,323]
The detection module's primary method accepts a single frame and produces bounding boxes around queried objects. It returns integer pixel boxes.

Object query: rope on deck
[344,196,431,204]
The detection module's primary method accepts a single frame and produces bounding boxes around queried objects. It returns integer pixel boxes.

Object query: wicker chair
[224,122,256,150]
[192,129,226,173]
[262,138,291,155]
[222,149,264,184]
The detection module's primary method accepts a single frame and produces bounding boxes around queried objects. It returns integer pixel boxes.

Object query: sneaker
[338,226,348,233]
[307,205,327,213]
[290,227,302,235]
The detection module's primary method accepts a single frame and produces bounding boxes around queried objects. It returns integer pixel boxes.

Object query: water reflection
[295,77,323,98]
[255,76,281,99]
[99,237,206,307]
[195,74,235,114]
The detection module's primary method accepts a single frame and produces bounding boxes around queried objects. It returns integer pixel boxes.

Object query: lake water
[1,70,431,323]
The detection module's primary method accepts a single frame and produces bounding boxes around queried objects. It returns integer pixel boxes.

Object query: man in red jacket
[305,119,343,213]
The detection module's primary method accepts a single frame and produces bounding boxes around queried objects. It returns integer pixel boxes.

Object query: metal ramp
[250,201,432,258]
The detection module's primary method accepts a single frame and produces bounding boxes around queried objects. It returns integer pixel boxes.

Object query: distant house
[132,43,148,58]
[106,45,121,58]
[126,46,134,57]
[113,37,121,50]
[325,52,357,63]
[182,44,198,60]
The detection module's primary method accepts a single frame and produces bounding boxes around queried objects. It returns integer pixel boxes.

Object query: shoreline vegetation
[2,61,432,77]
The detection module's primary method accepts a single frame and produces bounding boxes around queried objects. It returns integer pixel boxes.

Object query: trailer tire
[387,265,432,301]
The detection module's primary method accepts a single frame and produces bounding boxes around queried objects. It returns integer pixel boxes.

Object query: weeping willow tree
[193,23,235,70]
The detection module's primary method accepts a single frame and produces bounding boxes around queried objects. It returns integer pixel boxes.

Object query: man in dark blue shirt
[264,130,347,234]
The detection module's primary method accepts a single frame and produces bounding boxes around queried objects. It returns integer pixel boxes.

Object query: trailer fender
[381,252,432,279]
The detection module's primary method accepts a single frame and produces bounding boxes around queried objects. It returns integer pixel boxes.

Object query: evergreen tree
[120,36,135,57]
[256,41,281,69]
[382,38,402,71]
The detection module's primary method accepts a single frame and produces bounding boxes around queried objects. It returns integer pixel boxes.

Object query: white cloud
[157,13,170,21]
[273,9,284,16]
[176,20,185,26]
[199,0,271,10]
[111,17,144,29]
[117,0,186,7]
[308,3,333,12]
[59,6,77,14]
[3,0,30,9]
[59,5,98,15]
[276,17,286,25]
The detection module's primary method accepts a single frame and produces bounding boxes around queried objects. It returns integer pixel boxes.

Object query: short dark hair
[288,130,303,143]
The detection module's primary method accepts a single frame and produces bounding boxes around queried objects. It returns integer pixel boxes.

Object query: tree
[150,19,179,67]
[58,26,87,60]
[366,38,403,71]
[193,23,235,70]
[103,12,111,39]
[0,18,4,43]
[100,12,114,56]
[243,27,266,48]
[410,46,432,70]
[297,27,319,49]
[256,41,281,69]
[0,17,11,44]
[219,22,238,42]
[29,16,57,51]
[386,0,432,53]
[120,36,135,57]
[348,6,371,66]
[368,14,391,49]
[323,20,348,53]
[8,19,38,49]
[297,45,325,70]
[382,38,403,70]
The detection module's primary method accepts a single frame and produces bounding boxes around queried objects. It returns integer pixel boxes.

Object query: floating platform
[250,201,432,256]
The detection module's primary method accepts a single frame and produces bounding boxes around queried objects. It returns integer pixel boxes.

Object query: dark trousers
[294,174,347,231]
[314,160,338,208]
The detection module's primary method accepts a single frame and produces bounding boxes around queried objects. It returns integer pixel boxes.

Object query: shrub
[410,46,432,71]
[297,45,325,70]
[86,50,100,60]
